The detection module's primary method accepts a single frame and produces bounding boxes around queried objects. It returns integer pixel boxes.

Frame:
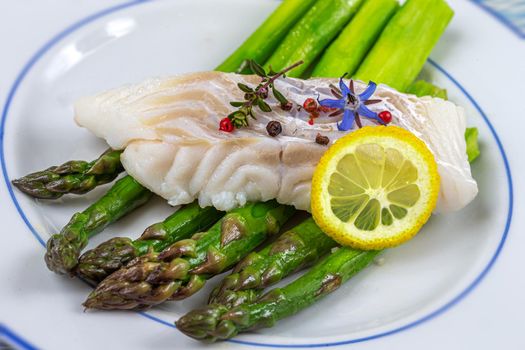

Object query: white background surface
[0,1,524,349]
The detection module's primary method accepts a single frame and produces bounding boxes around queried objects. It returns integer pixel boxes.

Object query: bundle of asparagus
[76,202,224,284]
[178,248,380,341]
[208,217,337,307]
[264,0,365,77]
[12,0,480,342]
[83,202,294,309]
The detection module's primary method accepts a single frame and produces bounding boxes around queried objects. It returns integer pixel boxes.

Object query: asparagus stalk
[407,80,448,99]
[354,0,453,91]
[312,0,399,78]
[76,202,224,284]
[208,217,337,307]
[465,127,480,163]
[264,0,365,78]
[12,149,123,199]
[45,176,152,275]
[177,247,379,341]
[216,0,317,73]
[83,201,295,310]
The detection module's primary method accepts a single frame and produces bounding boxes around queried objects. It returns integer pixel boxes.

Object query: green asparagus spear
[76,202,224,284]
[354,0,453,91]
[312,0,399,78]
[216,0,317,73]
[12,149,123,199]
[465,127,480,163]
[83,201,294,310]
[177,247,379,341]
[209,217,337,307]
[407,80,448,99]
[264,0,365,78]
[45,176,152,275]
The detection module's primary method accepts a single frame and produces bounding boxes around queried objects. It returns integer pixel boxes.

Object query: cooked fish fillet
[74,72,478,213]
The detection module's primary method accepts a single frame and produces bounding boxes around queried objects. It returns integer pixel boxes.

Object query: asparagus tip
[82,253,187,310]
[44,234,82,275]
[176,305,237,342]
[76,237,137,283]
[11,177,63,199]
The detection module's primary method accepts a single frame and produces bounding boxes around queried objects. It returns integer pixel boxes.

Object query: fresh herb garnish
[219,60,303,132]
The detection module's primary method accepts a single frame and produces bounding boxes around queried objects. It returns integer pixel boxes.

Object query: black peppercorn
[266,121,282,137]
[315,133,330,145]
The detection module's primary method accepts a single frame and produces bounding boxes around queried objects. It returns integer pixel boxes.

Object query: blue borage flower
[319,78,384,131]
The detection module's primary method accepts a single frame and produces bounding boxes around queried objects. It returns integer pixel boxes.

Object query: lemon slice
[311,126,440,250]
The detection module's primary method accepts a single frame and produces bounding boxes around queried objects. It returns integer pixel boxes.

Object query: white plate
[0,1,523,349]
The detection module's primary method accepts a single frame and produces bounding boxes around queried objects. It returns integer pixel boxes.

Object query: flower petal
[357,105,383,124]
[337,109,355,131]
[319,98,345,109]
[358,81,377,100]
[339,78,350,96]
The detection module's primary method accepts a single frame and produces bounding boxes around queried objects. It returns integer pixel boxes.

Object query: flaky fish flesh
[74,72,478,213]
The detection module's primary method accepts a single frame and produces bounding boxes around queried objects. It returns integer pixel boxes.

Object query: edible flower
[319,78,385,131]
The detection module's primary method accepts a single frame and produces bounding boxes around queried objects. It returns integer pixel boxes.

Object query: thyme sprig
[227,60,303,128]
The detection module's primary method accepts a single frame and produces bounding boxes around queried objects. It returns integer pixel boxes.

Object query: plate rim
[0,0,515,348]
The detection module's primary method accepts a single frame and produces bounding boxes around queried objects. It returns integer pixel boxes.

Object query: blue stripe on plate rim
[0,0,514,348]
[0,324,38,350]
[471,0,525,39]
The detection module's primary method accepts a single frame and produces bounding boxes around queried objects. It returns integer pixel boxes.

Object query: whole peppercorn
[280,101,293,111]
[315,133,330,146]
[219,118,234,132]
[303,98,318,113]
[266,120,282,137]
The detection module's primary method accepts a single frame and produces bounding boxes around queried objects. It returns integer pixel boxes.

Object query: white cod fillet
[74,72,478,213]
